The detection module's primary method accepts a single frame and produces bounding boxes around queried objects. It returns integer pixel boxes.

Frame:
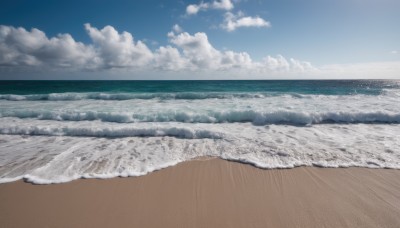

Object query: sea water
[0,80,399,184]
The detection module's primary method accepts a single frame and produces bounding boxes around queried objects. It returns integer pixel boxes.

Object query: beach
[1,0,399,224]
[1,80,399,227]
[1,158,400,228]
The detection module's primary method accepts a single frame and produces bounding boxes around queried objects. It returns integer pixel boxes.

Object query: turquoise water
[1,80,399,95]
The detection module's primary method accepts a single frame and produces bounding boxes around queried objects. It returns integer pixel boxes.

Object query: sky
[0,0,399,79]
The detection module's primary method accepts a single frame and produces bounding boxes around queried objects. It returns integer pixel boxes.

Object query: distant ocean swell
[0,80,399,184]
[0,92,275,100]
[0,89,398,101]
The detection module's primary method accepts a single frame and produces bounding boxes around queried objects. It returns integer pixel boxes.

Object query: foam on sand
[0,119,399,184]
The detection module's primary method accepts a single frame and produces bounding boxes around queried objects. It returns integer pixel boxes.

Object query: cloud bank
[0,24,314,75]
[1,24,398,79]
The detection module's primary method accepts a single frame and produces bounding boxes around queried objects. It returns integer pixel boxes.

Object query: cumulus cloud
[163,30,313,73]
[170,32,221,69]
[186,0,233,15]
[0,25,98,69]
[0,24,154,70]
[186,3,206,15]
[222,12,271,31]
[84,23,153,68]
[4,24,396,79]
[0,24,316,76]
[168,31,254,70]
[153,46,188,71]
[211,0,234,10]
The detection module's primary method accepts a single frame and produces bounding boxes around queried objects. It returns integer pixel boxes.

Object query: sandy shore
[1,158,400,228]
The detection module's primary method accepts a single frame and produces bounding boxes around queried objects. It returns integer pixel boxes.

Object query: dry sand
[1,158,400,228]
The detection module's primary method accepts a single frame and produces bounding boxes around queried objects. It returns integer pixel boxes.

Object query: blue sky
[0,0,399,79]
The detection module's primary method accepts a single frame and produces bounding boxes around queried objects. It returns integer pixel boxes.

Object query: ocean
[0,80,399,184]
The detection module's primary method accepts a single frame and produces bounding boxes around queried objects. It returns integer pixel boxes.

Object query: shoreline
[1,158,400,227]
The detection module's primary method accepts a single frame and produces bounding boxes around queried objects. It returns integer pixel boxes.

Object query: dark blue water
[0,80,399,95]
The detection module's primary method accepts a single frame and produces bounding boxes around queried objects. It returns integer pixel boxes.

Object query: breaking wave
[1,109,399,125]
[0,125,223,139]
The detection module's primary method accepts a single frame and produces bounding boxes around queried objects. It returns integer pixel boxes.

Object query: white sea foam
[0,90,399,184]
[1,109,399,125]
[0,89,399,101]
[0,121,399,184]
[0,91,399,125]
[0,120,224,139]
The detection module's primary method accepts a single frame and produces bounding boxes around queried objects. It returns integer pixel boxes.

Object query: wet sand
[1,158,400,228]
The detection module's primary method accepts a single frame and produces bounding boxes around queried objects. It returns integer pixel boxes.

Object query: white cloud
[160,30,312,73]
[169,31,221,69]
[153,46,188,71]
[186,0,233,15]
[186,3,204,15]
[2,25,398,79]
[222,12,271,31]
[184,1,268,32]
[391,50,398,55]
[84,23,153,68]
[0,24,323,77]
[168,31,258,70]
[262,55,290,71]
[211,0,234,10]
[172,24,183,33]
[0,25,98,69]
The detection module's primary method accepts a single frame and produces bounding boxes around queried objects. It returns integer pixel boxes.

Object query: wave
[1,123,399,184]
[0,92,274,101]
[382,88,400,97]
[3,90,398,101]
[1,109,399,125]
[0,126,223,139]
[0,125,224,139]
